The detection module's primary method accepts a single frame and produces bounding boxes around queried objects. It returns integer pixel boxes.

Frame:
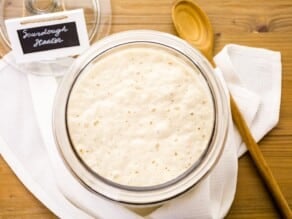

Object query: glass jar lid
[0,0,111,75]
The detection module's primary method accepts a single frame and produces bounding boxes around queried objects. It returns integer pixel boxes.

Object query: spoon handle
[230,95,292,219]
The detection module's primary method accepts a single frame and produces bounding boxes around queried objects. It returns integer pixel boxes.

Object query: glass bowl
[53,30,229,206]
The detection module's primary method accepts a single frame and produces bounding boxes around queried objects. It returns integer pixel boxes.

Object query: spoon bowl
[172,0,214,61]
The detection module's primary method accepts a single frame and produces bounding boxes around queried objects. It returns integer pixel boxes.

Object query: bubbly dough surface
[67,45,214,187]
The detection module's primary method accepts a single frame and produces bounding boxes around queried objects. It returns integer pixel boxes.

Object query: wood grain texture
[0,0,292,218]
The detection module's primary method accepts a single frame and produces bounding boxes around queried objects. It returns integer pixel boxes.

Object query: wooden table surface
[1,0,292,218]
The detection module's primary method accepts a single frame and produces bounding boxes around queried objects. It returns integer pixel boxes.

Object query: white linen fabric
[0,44,281,219]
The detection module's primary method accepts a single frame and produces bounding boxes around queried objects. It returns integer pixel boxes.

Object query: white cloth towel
[0,44,281,219]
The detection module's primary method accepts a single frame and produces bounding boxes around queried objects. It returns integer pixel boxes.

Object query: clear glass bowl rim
[52,30,230,206]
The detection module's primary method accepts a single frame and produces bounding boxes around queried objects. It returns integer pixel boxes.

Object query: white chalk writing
[22,25,68,39]
[33,38,64,47]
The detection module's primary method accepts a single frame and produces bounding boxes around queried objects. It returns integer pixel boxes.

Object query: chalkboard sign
[5,9,89,63]
[17,22,80,54]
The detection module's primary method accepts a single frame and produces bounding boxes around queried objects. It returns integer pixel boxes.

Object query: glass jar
[53,30,229,207]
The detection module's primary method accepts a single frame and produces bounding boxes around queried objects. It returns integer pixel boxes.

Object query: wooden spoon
[172,0,292,218]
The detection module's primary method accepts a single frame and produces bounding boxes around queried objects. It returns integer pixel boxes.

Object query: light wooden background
[0,0,292,218]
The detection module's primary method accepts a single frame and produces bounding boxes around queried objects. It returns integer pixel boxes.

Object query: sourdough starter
[67,45,215,187]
